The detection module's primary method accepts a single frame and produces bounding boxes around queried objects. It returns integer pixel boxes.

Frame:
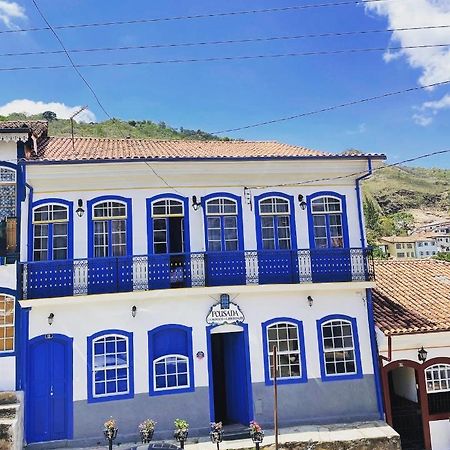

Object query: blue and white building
[0,121,386,447]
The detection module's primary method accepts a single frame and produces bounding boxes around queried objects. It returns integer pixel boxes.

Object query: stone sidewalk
[46,421,400,450]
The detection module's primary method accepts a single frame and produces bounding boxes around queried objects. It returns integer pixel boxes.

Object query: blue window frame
[307,192,349,249]
[254,193,297,251]
[261,318,307,385]
[317,315,362,382]
[0,292,14,354]
[148,324,194,396]
[202,193,244,251]
[87,329,134,403]
[28,199,73,262]
[87,196,132,258]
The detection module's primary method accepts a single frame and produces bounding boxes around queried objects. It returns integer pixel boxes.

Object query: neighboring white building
[0,122,388,447]
[373,259,450,450]
[415,234,439,259]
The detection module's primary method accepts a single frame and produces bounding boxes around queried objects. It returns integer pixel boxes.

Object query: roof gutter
[355,157,373,248]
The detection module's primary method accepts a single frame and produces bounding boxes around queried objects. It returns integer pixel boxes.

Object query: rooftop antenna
[69,106,88,151]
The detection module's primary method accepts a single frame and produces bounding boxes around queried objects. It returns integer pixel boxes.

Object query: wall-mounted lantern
[76,199,85,217]
[418,346,428,363]
[244,187,252,208]
[191,195,202,211]
[48,313,54,325]
[307,296,314,307]
[298,194,307,210]
[131,305,137,318]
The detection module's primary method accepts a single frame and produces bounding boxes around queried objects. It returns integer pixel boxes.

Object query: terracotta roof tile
[373,259,450,335]
[29,136,384,162]
[0,120,48,138]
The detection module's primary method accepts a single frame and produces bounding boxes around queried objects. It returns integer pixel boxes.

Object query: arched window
[148,324,194,395]
[32,203,69,261]
[205,197,239,251]
[425,363,450,415]
[0,294,14,352]
[87,330,134,402]
[0,167,16,220]
[317,315,362,380]
[151,198,184,254]
[92,200,128,257]
[262,318,307,384]
[310,196,344,248]
[258,196,292,250]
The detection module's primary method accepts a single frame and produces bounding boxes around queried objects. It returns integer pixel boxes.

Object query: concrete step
[222,425,250,441]
[0,394,17,407]
[0,405,18,420]
[0,420,14,442]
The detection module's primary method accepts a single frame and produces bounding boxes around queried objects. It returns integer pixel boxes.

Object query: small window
[396,244,402,249]
[407,244,413,249]
[93,201,126,219]
[154,354,189,391]
[426,364,450,393]
[152,199,183,217]
[89,332,133,401]
[318,316,362,380]
[0,295,14,352]
[398,252,405,257]
[310,196,344,248]
[259,197,290,215]
[206,198,237,216]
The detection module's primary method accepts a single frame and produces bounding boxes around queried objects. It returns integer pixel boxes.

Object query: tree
[363,198,381,233]
[433,252,450,262]
[42,111,57,121]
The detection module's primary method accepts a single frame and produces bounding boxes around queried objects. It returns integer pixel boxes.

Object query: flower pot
[210,430,224,444]
[250,430,264,444]
[174,429,189,442]
[103,427,118,441]
[140,429,154,444]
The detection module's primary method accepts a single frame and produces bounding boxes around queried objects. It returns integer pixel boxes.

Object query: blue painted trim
[206,324,254,422]
[366,289,385,419]
[306,191,350,249]
[0,288,17,358]
[16,306,29,390]
[316,314,363,382]
[87,195,133,258]
[146,193,190,254]
[148,324,194,396]
[356,159,372,248]
[86,329,134,403]
[27,198,74,262]
[26,334,74,441]
[201,192,245,251]
[254,192,297,250]
[261,317,308,385]
[24,155,386,166]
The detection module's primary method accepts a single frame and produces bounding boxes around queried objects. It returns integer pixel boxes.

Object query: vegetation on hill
[0,112,228,141]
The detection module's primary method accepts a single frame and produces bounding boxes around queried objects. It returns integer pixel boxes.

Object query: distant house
[378,236,417,259]
[373,260,450,450]
[414,220,450,235]
[414,234,439,259]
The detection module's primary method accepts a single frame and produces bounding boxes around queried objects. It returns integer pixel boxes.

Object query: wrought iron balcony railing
[20,248,374,300]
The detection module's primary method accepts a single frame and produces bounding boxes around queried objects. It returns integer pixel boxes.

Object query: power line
[0,43,449,72]
[212,79,450,134]
[1,24,449,57]
[248,149,450,189]
[0,0,396,34]
[30,0,112,120]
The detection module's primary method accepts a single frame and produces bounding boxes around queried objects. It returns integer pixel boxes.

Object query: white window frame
[311,196,342,214]
[321,319,357,376]
[93,200,127,220]
[0,295,14,353]
[205,198,238,216]
[151,199,184,218]
[153,354,190,392]
[426,364,450,393]
[92,333,130,398]
[266,321,302,380]
[259,197,290,216]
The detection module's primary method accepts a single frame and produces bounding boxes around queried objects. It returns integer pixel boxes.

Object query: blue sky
[0,0,449,167]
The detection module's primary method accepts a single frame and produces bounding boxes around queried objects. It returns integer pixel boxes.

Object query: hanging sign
[206,300,245,326]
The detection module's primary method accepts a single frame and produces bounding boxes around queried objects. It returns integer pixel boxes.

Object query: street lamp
[418,346,428,363]
[76,199,85,217]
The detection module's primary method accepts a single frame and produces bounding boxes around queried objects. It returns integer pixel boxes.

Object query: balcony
[20,248,374,300]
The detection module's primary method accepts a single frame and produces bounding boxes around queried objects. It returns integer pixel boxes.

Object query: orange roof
[29,136,384,162]
[373,259,450,335]
[0,120,48,138]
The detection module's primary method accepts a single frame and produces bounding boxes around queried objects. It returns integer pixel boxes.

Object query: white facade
[415,239,439,258]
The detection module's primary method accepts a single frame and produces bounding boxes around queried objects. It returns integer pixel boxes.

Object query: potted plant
[103,418,118,450]
[174,418,189,449]
[249,421,264,445]
[139,419,156,444]
[210,422,223,448]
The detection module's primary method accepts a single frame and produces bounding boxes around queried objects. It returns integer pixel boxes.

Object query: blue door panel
[88,257,117,294]
[258,250,298,285]
[205,252,246,287]
[27,260,74,299]
[310,248,352,282]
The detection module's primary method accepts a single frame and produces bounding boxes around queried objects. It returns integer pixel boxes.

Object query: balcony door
[204,195,245,287]
[149,197,189,289]
[255,194,298,285]
[308,194,351,282]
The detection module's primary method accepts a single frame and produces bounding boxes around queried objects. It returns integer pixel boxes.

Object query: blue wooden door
[223,332,251,425]
[27,335,73,443]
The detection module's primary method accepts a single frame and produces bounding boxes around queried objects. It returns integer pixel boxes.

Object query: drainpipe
[355,157,372,249]
[379,335,392,363]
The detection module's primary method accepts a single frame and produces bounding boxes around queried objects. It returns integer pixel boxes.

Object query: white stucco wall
[0,357,15,390]
[26,286,373,402]
[391,366,418,402]
[430,420,450,450]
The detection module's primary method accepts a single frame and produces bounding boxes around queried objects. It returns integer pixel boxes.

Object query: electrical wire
[0,0,398,34]
[0,43,449,72]
[212,79,450,134]
[1,24,449,57]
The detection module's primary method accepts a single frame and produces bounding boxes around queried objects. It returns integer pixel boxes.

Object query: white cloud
[0,99,96,122]
[0,1,26,29]
[345,123,367,135]
[365,0,450,124]
[412,93,450,125]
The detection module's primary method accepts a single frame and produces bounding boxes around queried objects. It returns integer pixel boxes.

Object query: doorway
[388,366,425,450]
[209,327,252,425]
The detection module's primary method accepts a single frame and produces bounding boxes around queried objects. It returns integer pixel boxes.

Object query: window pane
[153,355,190,391]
